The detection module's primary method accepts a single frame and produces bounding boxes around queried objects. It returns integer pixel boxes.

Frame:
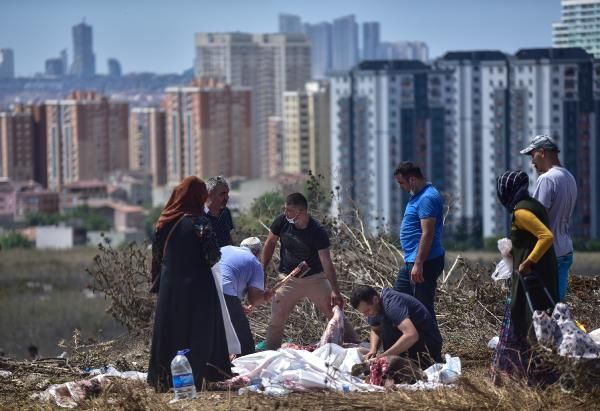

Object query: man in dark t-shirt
[351,285,442,367]
[262,192,357,349]
[204,176,234,247]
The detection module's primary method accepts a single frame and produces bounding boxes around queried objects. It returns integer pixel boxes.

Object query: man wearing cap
[219,237,272,355]
[521,135,577,300]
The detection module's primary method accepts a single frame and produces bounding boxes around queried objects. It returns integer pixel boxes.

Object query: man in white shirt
[521,135,577,300]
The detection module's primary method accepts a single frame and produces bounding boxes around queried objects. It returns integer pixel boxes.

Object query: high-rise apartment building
[279,13,303,34]
[513,48,598,239]
[282,81,330,185]
[304,22,332,79]
[45,91,128,190]
[0,111,35,181]
[0,49,15,79]
[108,58,122,77]
[332,15,359,71]
[31,104,48,187]
[164,80,252,185]
[267,116,283,177]
[362,22,380,60]
[553,0,600,57]
[194,32,311,177]
[330,61,452,232]
[439,47,600,240]
[45,58,65,76]
[71,21,96,77]
[378,41,429,62]
[129,107,167,187]
[437,51,510,242]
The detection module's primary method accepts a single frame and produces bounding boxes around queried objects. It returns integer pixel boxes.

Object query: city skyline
[2,0,560,76]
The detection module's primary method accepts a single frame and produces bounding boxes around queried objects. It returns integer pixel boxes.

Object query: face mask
[408,178,416,196]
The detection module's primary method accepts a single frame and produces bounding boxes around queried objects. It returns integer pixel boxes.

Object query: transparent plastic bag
[491,238,512,281]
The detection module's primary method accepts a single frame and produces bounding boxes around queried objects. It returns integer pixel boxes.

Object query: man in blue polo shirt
[393,162,445,318]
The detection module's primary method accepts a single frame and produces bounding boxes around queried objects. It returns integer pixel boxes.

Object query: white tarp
[231,344,461,396]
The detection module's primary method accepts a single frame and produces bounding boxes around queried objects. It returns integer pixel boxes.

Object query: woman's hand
[518,259,532,275]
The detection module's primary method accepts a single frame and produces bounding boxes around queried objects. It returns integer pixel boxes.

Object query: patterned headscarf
[496,170,530,211]
[155,176,208,230]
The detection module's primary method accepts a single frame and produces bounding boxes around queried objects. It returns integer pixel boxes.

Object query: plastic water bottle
[171,349,197,400]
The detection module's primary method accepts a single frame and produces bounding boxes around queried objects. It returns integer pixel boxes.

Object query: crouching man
[351,285,443,368]
[220,237,272,356]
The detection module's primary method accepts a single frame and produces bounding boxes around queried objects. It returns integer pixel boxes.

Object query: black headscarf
[496,170,530,211]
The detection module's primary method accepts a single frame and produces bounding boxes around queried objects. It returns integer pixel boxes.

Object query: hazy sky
[1,0,561,76]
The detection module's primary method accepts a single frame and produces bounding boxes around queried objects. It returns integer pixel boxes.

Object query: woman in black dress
[147,176,231,392]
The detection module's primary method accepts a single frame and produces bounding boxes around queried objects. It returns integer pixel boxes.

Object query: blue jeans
[393,253,445,318]
[557,253,573,301]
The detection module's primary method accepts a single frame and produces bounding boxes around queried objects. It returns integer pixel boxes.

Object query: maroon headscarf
[155,176,208,231]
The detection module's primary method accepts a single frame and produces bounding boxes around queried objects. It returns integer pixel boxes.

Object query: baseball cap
[520,134,560,155]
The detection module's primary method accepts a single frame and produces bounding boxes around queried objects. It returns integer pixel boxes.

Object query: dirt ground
[2,276,600,410]
[2,246,600,409]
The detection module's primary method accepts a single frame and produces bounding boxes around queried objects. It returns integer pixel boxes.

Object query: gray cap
[520,134,560,155]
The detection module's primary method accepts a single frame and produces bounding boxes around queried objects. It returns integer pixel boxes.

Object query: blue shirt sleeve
[248,259,265,291]
[417,195,439,220]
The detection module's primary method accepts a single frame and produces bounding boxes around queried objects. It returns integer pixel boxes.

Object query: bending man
[219,237,272,356]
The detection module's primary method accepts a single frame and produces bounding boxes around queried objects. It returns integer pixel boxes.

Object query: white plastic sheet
[231,344,461,395]
[33,366,148,408]
[211,263,241,354]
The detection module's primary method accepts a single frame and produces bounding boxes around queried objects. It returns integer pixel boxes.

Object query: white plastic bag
[423,354,461,384]
[487,336,499,349]
[491,238,512,281]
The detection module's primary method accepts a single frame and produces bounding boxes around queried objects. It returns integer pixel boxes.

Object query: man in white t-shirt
[521,135,577,300]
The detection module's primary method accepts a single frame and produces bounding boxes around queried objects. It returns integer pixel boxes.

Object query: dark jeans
[380,320,442,368]
[393,253,445,318]
[224,294,255,356]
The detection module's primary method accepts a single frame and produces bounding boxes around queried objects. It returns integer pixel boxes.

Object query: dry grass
[2,202,600,409]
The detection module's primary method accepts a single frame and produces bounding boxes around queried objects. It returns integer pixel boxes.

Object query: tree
[232,192,285,243]
[25,212,62,226]
[65,205,112,231]
[144,206,164,240]
[0,231,33,249]
[304,171,332,216]
[249,191,285,219]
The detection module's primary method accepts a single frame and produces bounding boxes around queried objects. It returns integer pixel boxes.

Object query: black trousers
[224,294,255,356]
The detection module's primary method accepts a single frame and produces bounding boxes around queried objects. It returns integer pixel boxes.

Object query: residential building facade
[129,107,167,187]
[164,80,252,185]
[553,0,600,57]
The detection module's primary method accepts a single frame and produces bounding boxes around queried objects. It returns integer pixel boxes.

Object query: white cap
[240,236,262,255]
